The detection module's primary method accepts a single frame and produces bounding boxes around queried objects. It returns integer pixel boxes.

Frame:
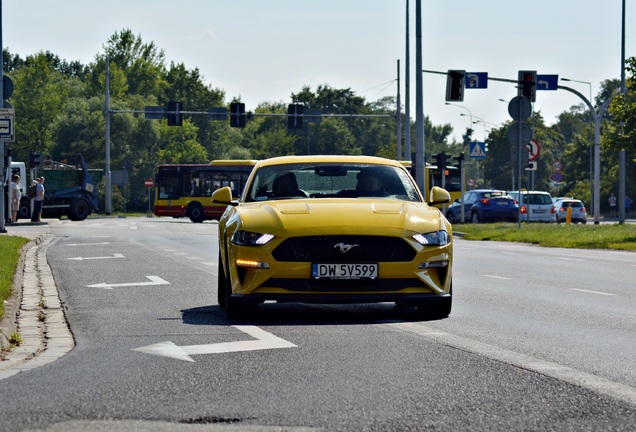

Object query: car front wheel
[471,211,480,223]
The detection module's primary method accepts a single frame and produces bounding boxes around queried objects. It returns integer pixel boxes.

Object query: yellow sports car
[213,155,453,318]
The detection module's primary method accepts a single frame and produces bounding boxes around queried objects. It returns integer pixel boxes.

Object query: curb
[0,235,74,380]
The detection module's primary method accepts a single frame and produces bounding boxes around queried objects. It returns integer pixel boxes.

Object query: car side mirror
[212,186,236,206]
[427,186,451,206]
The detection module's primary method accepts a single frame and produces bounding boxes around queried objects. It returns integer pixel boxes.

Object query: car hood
[233,199,448,235]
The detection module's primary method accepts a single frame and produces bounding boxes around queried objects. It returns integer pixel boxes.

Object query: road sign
[133,325,296,362]
[144,178,154,189]
[507,122,532,145]
[144,106,164,120]
[0,108,15,141]
[537,74,559,91]
[508,96,532,121]
[465,72,488,89]
[469,141,486,158]
[552,161,563,171]
[551,171,564,182]
[207,107,228,121]
[527,138,540,161]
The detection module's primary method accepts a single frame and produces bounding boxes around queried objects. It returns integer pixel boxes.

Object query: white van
[507,190,555,222]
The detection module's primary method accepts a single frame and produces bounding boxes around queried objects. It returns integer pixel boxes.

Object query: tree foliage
[3,32,634,214]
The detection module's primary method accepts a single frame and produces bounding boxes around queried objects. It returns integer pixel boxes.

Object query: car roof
[255,155,403,168]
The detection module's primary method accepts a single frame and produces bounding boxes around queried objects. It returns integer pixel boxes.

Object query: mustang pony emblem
[334,243,360,253]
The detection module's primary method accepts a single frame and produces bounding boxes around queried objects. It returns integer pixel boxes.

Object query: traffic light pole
[423,68,619,226]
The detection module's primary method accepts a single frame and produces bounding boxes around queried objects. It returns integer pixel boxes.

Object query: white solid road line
[385,321,636,407]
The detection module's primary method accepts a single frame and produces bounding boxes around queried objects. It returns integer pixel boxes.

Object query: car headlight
[413,230,450,246]
[231,231,274,246]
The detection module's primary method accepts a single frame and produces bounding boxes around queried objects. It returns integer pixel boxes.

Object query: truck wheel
[188,202,205,223]
[70,199,90,221]
[18,199,31,220]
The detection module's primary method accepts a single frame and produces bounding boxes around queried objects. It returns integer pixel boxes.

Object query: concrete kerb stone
[0,235,75,379]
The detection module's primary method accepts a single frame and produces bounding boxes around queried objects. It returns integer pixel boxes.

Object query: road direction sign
[537,74,559,91]
[86,275,169,289]
[465,72,488,89]
[133,325,297,362]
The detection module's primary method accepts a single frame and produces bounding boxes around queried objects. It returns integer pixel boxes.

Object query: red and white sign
[527,138,540,162]
[144,178,154,189]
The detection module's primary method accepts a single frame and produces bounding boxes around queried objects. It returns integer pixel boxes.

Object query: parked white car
[554,199,587,223]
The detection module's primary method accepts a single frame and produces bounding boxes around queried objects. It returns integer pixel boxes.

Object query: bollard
[566,206,572,225]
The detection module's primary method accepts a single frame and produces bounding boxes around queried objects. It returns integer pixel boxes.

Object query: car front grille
[271,235,416,263]
[259,277,426,292]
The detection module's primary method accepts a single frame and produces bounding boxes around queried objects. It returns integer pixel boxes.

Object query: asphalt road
[0,217,634,432]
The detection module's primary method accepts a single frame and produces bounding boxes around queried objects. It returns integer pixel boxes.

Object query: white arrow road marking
[67,242,110,247]
[86,275,169,289]
[68,253,125,261]
[133,325,297,362]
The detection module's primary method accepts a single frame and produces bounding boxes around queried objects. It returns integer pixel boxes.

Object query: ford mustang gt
[213,155,453,319]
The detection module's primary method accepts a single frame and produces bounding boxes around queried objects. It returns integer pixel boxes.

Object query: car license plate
[312,263,378,279]
[496,201,508,206]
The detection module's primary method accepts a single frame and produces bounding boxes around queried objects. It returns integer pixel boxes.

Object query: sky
[3,1,635,146]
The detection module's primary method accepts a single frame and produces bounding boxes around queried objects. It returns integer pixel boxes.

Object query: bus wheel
[187,202,205,223]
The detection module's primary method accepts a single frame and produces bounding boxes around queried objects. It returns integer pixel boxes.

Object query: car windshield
[244,163,421,202]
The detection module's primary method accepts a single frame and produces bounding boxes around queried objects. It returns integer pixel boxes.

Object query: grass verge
[0,236,30,319]
[455,222,636,251]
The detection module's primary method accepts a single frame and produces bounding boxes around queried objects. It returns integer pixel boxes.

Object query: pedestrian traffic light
[445,70,465,102]
[518,70,537,102]
[287,104,304,129]
[29,151,43,168]
[166,101,183,126]
[229,102,246,128]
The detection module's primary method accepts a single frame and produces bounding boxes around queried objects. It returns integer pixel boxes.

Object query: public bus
[154,160,258,222]
[400,161,462,206]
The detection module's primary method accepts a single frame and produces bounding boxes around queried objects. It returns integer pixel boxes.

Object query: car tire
[471,211,480,224]
[217,251,227,308]
[446,211,456,224]
[416,284,452,319]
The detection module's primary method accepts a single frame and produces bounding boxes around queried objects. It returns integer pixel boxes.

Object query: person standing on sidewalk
[626,195,633,218]
[31,177,45,222]
[608,193,617,218]
[10,174,21,223]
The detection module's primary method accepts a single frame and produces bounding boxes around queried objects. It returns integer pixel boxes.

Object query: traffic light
[166,101,183,126]
[29,151,43,168]
[518,70,537,102]
[445,70,465,102]
[229,102,246,128]
[287,104,304,129]
[433,152,449,172]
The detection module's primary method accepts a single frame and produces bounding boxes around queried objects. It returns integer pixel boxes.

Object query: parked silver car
[554,198,587,223]
[506,190,555,222]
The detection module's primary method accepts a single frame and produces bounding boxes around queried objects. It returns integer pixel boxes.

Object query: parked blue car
[445,189,519,223]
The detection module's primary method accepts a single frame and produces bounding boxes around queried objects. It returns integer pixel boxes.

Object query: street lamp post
[445,102,473,135]
[561,77,594,218]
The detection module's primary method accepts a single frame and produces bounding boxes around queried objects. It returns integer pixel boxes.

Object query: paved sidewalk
[0,234,74,380]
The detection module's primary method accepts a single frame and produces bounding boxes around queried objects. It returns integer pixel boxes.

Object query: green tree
[11,52,69,161]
